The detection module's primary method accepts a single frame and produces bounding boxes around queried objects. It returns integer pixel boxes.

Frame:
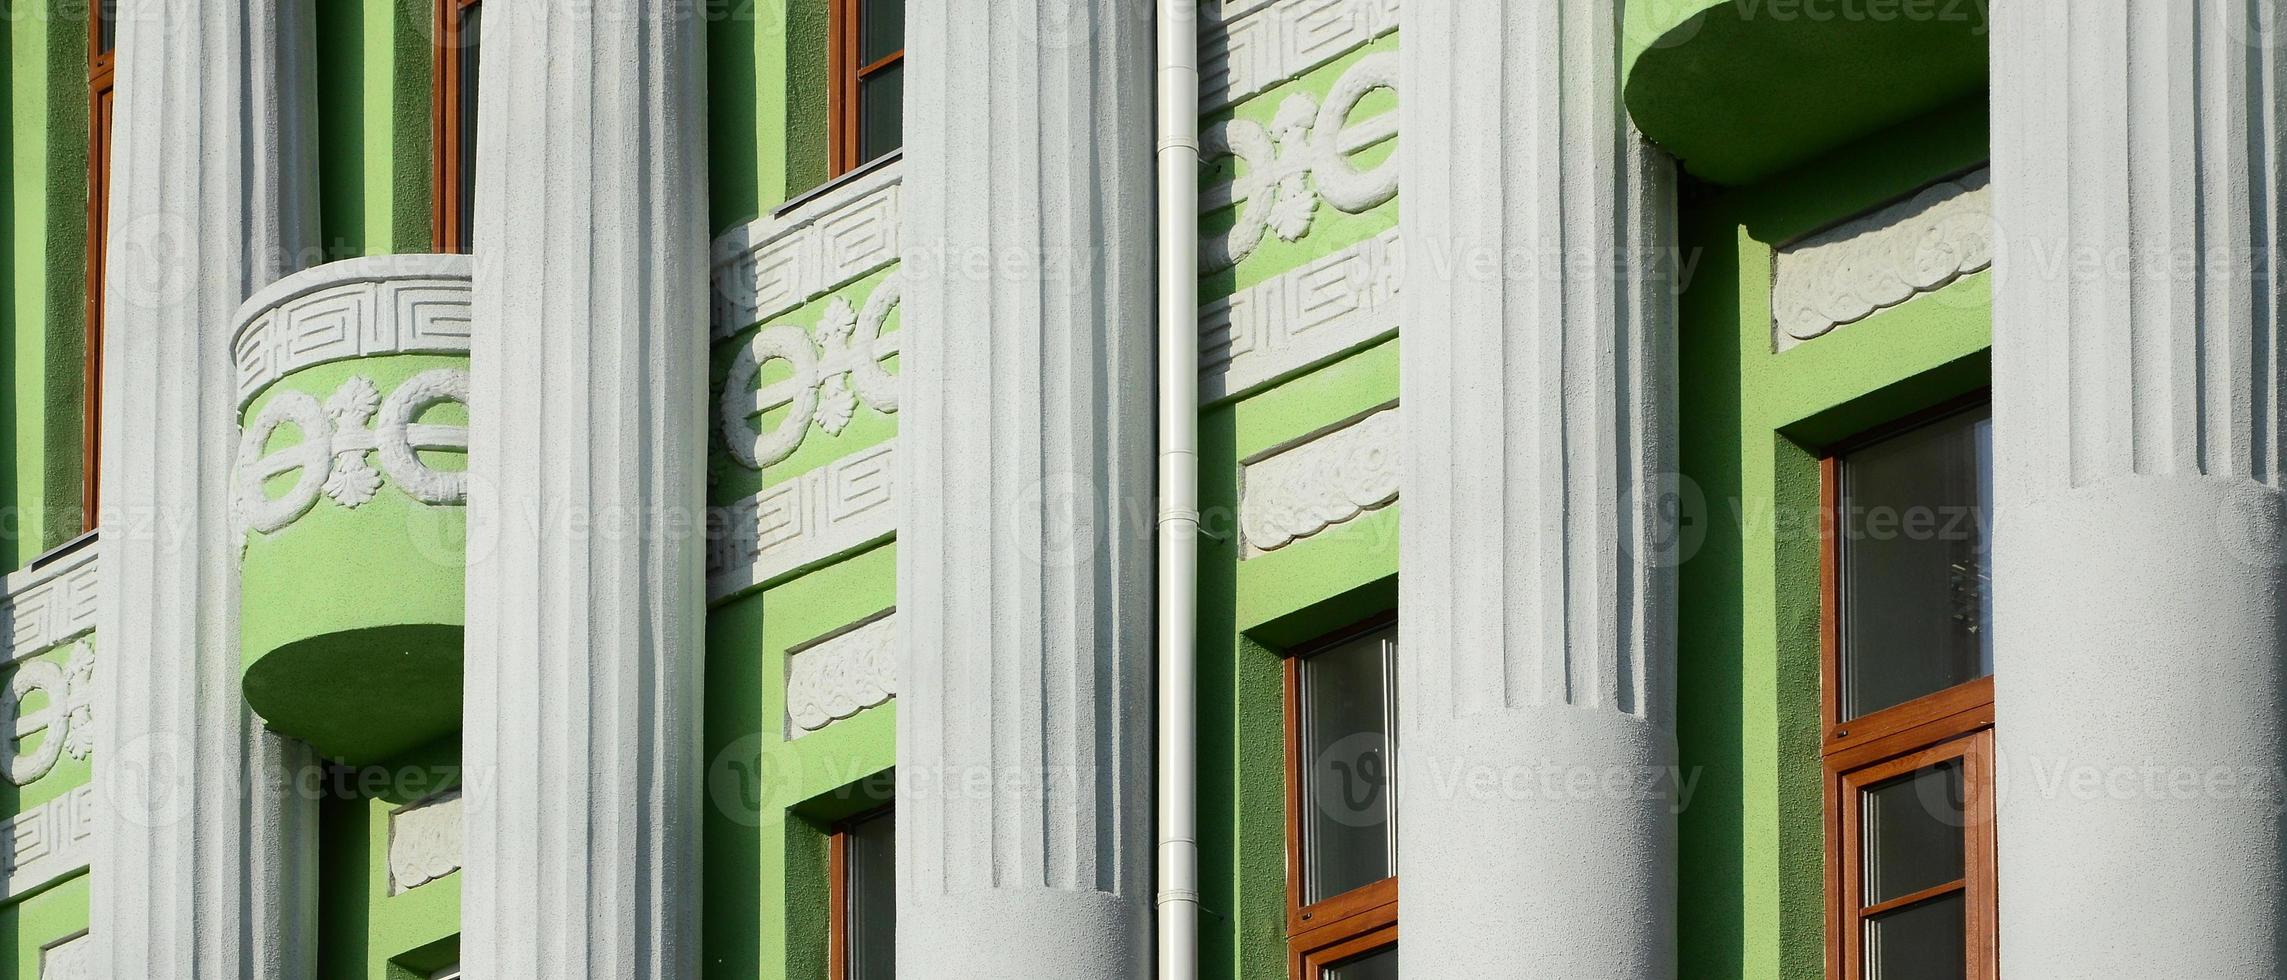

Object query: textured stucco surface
[895,1,1155,976]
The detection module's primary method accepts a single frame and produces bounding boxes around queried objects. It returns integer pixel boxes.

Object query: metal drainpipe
[1153,0,1201,978]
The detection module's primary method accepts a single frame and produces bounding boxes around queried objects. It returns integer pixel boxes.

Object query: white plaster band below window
[1201,227,1401,405]
[710,162,903,340]
[1772,167,1993,351]
[1239,404,1400,555]
[40,930,93,979]
[2,783,94,903]
[708,441,897,603]
[230,253,475,411]
[1,546,98,667]
[785,612,897,738]
[1201,0,1400,113]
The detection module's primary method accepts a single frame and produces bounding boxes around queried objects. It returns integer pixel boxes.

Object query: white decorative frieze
[720,273,901,470]
[1202,0,1400,112]
[3,783,94,901]
[231,254,474,411]
[40,931,93,979]
[1202,227,1400,404]
[2,640,95,786]
[234,369,472,536]
[388,790,463,895]
[709,441,897,602]
[1772,167,1993,351]
[1240,405,1399,556]
[712,162,903,340]
[1,547,98,667]
[1203,50,1399,271]
[785,612,897,739]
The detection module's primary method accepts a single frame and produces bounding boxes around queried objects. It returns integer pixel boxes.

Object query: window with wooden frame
[433,0,481,253]
[829,0,903,177]
[1283,617,1398,980]
[1820,399,1996,980]
[83,0,117,531]
[829,806,895,980]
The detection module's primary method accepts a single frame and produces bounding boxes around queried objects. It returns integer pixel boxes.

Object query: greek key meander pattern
[1202,0,1400,112]
[389,790,464,895]
[1202,50,1399,271]
[1204,227,1400,404]
[2,784,94,903]
[2,549,96,668]
[708,441,897,602]
[1773,167,1993,351]
[786,613,897,738]
[231,257,474,411]
[711,163,902,340]
[1241,405,1400,555]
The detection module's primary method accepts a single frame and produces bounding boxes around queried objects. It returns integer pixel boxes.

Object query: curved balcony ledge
[232,254,474,764]
[1623,0,1987,185]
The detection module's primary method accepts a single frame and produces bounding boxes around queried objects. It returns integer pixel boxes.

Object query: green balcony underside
[1624,0,1987,185]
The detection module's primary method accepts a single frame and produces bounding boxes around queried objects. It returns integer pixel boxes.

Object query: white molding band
[460,3,710,976]
[785,613,897,738]
[1201,0,1399,112]
[711,162,902,340]
[230,254,475,410]
[41,931,95,979]
[1239,405,1398,555]
[2,547,98,667]
[93,1,325,976]
[3,785,95,903]
[1399,1,1679,976]
[708,441,896,603]
[1772,167,1992,351]
[1992,6,2287,978]
[1201,227,1400,404]
[387,790,463,896]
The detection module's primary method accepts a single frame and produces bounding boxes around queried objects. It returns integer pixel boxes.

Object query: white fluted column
[92,1,323,977]
[460,2,709,977]
[1992,4,2286,977]
[895,1,1154,977]
[1399,1,1679,975]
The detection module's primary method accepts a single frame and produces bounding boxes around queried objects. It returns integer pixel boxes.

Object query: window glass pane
[1840,407,1992,719]
[1861,760,1965,905]
[859,0,904,66]
[457,4,482,251]
[1325,945,1398,980]
[98,0,117,55]
[1864,892,1966,980]
[857,63,903,164]
[845,809,897,980]
[1299,624,1397,904]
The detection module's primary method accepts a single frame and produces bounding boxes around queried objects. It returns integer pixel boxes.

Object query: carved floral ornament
[721,273,903,470]
[1203,50,1400,271]
[235,370,473,536]
[1,640,95,786]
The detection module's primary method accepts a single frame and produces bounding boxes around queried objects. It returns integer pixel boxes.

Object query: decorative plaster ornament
[721,273,902,470]
[2,641,96,786]
[1203,51,1400,271]
[785,614,898,737]
[235,369,472,535]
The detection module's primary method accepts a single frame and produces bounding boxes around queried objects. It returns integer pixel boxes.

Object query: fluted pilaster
[459,2,710,977]
[1992,4,2286,976]
[895,1,1154,977]
[1399,0,1679,975]
[92,0,323,976]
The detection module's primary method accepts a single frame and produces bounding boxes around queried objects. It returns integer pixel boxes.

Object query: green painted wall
[3,0,90,570]
[1673,98,1991,978]
[316,0,432,259]
[0,634,97,972]
[315,738,464,980]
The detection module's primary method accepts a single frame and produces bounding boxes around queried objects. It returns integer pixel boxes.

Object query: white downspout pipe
[1154,1,1201,979]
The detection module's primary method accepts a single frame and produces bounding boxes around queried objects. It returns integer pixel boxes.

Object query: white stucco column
[895,1,1154,977]
[92,0,324,976]
[460,2,709,977]
[1992,5,2286,977]
[1399,1,1679,976]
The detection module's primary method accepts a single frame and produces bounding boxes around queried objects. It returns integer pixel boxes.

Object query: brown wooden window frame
[828,0,903,178]
[1819,398,1998,980]
[1282,614,1399,980]
[827,804,893,980]
[83,0,117,531]
[432,0,480,254]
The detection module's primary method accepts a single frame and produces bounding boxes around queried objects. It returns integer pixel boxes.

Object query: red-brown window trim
[827,804,892,980]
[828,0,902,178]
[1282,614,1399,979]
[433,0,479,254]
[1818,399,1999,980]
[83,0,116,532]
